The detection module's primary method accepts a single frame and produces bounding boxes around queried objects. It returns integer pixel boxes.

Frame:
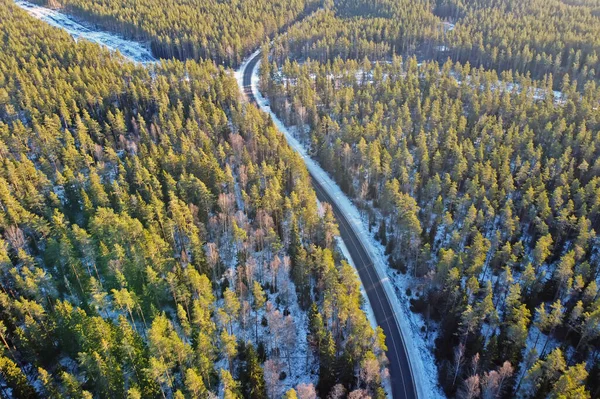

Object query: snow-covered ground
[220,257,318,397]
[274,61,565,106]
[442,21,455,32]
[244,56,445,399]
[14,0,156,64]
[237,49,395,395]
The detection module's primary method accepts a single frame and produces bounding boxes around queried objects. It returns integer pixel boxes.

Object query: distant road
[242,51,418,399]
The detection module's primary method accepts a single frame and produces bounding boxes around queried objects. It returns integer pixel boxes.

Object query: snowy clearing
[14,0,156,64]
[245,57,445,399]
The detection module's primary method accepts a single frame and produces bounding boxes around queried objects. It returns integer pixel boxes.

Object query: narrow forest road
[241,51,419,399]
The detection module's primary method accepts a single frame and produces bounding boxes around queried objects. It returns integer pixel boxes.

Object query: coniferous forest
[3,0,600,397]
[28,0,320,67]
[0,0,388,397]
[261,0,600,397]
[263,54,600,397]
[272,0,600,90]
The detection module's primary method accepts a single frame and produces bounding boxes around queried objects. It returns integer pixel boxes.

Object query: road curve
[242,51,418,399]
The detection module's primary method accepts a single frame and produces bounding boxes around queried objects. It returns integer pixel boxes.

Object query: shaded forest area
[271,0,600,91]
[36,0,600,90]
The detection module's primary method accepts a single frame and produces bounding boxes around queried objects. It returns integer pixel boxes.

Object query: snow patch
[442,22,455,32]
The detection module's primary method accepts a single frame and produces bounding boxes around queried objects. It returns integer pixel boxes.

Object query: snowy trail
[237,52,445,399]
[14,0,156,64]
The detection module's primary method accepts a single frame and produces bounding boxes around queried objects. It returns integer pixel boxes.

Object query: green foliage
[239,344,268,399]
[0,356,37,398]
[273,0,600,88]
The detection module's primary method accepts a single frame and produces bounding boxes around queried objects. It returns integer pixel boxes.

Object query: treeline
[0,1,387,397]
[33,0,600,89]
[436,0,600,91]
[271,0,441,65]
[31,0,320,67]
[270,0,600,91]
[261,55,600,397]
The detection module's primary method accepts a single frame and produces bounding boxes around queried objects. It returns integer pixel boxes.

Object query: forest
[261,48,600,397]
[31,0,600,87]
[0,0,388,397]
[34,0,600,90]
[260,5,600,393]
[260,42,600,398]
[270,0,600,91]
[4,0,600,396]
[29,0,320,67]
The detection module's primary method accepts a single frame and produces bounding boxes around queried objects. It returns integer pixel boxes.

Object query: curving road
[242,51,418,399]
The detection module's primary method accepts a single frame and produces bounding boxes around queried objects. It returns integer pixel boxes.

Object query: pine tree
[221,369,242,399]
[241,344,267,399]
[252,281,266,342]
[0,356,36,398]
[317,331,337,396]
[549,363,590,399]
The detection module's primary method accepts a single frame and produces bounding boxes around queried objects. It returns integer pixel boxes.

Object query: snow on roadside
[14,0,156,64]
[245,57,445,399]
[7,0,433,393]
[13,0,442,390]
[335,235,393,399]
[234,49,260,98]
[237,56,388,385]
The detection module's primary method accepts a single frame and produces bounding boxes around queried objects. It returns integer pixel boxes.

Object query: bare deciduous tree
[458,375,480,399]
[264,359,283,398]
[327,384,346,399]
[348,389,370,399]
[481,370,500,399]
[453,343,466,387]
[296,383,317,399]
[359,356,380,387]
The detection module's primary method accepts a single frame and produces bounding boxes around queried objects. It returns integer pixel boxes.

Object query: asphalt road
[242,52,418,399]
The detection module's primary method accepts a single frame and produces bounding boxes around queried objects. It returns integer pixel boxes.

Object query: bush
[410,297,427,314]
[389,256,407,273]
